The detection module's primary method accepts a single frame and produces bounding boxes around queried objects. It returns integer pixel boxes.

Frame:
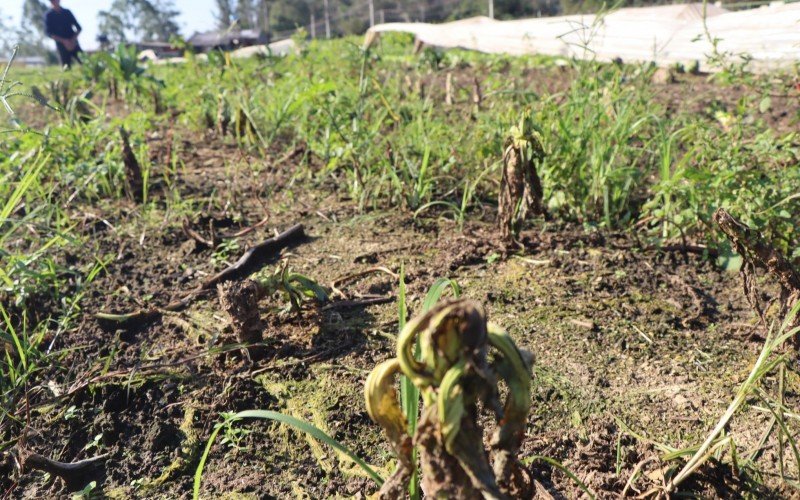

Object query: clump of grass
[663,304,800,495]
[0,48,110,458]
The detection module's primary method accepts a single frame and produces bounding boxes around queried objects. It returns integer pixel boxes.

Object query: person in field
[44,0,83,68]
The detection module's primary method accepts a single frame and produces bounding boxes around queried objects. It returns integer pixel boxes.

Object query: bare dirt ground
[3,68,799,499]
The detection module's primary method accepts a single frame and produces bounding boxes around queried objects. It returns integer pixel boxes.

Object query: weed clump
[365,299,533,498]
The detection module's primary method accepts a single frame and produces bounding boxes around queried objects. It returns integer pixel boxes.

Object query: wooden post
[379,9,385,24]
[489,0,494,18]
[262,1,270,42]
[324,0,331,39]
[369,0,375,27]
[310,12,316,38]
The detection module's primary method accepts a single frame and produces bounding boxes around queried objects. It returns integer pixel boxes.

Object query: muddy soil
[3,65,799,499]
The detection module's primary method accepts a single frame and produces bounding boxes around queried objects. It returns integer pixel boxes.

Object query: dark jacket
[44,8,81,40]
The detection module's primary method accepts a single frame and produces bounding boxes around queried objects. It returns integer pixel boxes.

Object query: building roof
[187,29,265,48]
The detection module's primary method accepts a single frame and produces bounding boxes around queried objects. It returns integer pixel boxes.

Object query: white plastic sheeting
[366,3,800,71]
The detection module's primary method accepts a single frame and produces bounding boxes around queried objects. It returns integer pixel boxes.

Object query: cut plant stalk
[365,298,533,498]
[21,451,107,492]
[218,261,328,358]
[119,127,144,203]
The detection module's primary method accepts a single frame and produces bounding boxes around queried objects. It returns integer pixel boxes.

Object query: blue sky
[5,0,218,49]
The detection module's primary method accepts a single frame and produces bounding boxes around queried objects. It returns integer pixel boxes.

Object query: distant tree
[214,0,236,29]
[0,9,12,54]
[11,0,50,58]
[271,1,311,34]
[139,0,181,40]
[98,0,181,43]
[235,0,258,29]
[22,0,48,37]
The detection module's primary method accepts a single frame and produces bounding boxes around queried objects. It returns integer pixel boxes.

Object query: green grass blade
[755,388,800,481]
[398,265,415,433]
[396,264,421,500]
[398,275,461,500]
[1,153,46,224]
[193,410,384,500]
[523,455,597,499]
[422,278,461,312]
[0,304,26,371]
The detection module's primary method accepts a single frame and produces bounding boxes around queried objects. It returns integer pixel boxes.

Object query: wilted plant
[365,299,533,498]
[498,112,546,241]
[217,261,328,356]
[714,208,800,341]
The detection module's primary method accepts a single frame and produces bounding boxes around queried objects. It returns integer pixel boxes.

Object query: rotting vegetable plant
[498,112,546,242]
[714,208,800,342]
[365,299,533,498]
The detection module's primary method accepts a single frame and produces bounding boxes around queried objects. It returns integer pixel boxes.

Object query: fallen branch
[201,224,305,290]
[22,452,107,491]
[96,224,305,327]
[182,215,271,247]
[182,218,217,249]
[225,215,270,239]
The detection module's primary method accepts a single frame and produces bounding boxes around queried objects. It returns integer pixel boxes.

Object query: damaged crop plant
[3,13,800,500]
[366,299,533,498]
